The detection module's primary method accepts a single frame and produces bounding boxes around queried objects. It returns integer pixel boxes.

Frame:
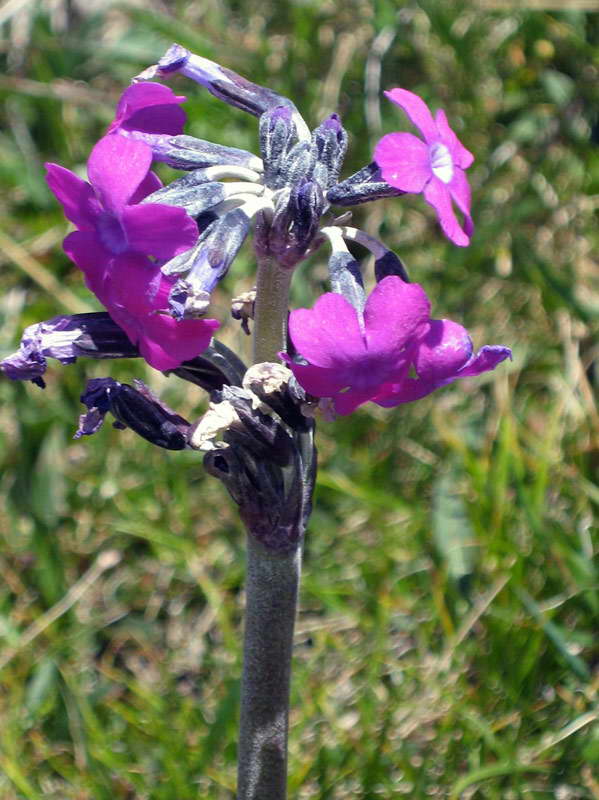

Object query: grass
[0,0,597,797]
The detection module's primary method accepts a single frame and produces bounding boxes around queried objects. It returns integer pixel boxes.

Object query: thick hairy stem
[252,253,292,364]
[235,249,299,799]
[237,537,302,800]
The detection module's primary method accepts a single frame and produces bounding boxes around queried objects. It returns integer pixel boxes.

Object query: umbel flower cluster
[2,44,510,454]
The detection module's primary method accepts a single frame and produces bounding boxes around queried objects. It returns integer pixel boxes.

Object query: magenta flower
[45,134,219,370]
[374,89,474,247]
[107,82,187,136]
[281,277,510,416]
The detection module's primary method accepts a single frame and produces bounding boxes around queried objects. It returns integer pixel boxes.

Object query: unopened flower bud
[76,378,190,450]
[327,162,405,207]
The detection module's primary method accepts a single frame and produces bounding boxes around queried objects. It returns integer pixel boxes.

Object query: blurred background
[0,1,597,797]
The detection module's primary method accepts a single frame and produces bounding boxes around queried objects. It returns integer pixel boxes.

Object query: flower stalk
[236,236,302,798]
[252,250,293,365]
[237,537,302,800]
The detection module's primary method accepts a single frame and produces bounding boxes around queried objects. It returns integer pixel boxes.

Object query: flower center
[429,142,454,184]
[96,212,128,254]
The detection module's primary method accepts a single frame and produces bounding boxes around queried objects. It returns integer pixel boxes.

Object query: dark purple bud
[269,180,325,268]
[218,386,295,467]
[374,250,410,283]
[75,377,122,437]
[310,113,348,189]
[328,250,366,313]
[1,313,138,387]
[156,44,299,119]
[327,162,405,207]
[198,372,317,552]
[242,363,312,434]
[259,105,295,189]
[168,339,247,391]
[76,377,190,450]
[289,180,324,247]
[126,131,263,172]
[278,141,316,188]
[167,207,252,318]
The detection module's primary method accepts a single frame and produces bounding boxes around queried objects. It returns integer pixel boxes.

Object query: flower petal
[373,132,431,193]
[374,330,511,408]
[334,387,385,416]
[457,345,512,377]
[279,355,351,396]
[128,170,162,205]
[423,178,470,246]
[364,277,431,358]
[62,230,111,300]
[121,104,187,136]
[287,292,365,369]
[109,82,187,135]
[87,135,153,213]
[435,109,474,169]
[121,203,198,260]
[137,314,219,370]
[45,164,100,230]
[414,319,473,382]
[104,253,161,316]
[448,168,474,238]
[384,88,438,142]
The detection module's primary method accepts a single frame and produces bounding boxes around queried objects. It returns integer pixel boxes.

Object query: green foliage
[0,1,597,797]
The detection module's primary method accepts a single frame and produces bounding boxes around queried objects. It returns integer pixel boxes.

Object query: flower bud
[327,162,405,207]
[1,313,138,387]
[76,377,190,450]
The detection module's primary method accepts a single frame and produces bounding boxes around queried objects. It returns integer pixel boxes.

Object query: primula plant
[2,44,511,800]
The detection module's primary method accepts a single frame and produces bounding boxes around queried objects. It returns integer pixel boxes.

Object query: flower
[281,276,511,415]
[107,82,187,136]
[0,312,138,387]
[45,134,219,370]
[374,89,474,246]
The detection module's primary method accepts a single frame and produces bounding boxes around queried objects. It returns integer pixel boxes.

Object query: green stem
[236,249,298,799]
[252,253,292,364]
[237,537,301,800]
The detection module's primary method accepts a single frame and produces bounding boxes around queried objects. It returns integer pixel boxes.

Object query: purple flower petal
[98,254,219,371]
[448,169,474,238]
[109,82,187,136]
[373,132,431,193]
[284,277,511,416]
[364,277,430,359]
[138,315,220,371]
[457,345,512,378]
[384,88,438,142]
[105,253,160,316]
[75,406,107,438]
[374,328,511,408]
[45,164,100,230]
[62,230,111,299]
[75,377,121,438]
[423,178,470,247]
[414,319,473,381]
[288,293,365,369]
[128,170,162,205]
[334,386,396,416]
[121,203,198,260]
[87,136,153,213]
[279,355,351,396]
[374,89,475,248]
[434,109,474,169]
